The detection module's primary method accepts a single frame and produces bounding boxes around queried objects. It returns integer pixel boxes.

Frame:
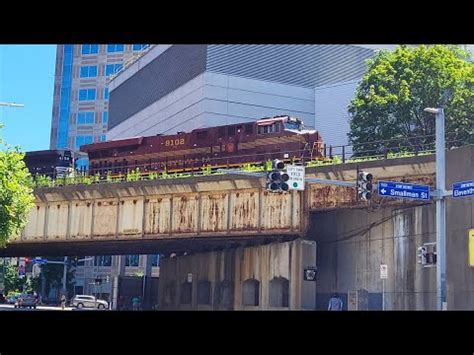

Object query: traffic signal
[266,159,290,192]
[357,171,374,200]
[417,246,427,265]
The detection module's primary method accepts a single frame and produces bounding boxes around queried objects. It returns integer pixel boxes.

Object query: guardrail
[32,133,472,188]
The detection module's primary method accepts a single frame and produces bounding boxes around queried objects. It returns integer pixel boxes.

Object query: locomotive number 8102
[165,138,185,146]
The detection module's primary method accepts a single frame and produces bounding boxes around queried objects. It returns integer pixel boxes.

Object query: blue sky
[0,45,56,152]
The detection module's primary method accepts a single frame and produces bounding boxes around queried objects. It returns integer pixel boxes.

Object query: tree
[348,45,474,156]
[0,124,35,246]
[4,262,26,294]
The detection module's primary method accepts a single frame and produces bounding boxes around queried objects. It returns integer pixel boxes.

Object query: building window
[180,282,192,305]
[77,112,95,125]
[242,279,260,306]
[102,111,108,124]
[125,254,139,267]
[107,44,124,53]
[78,89,96,101]
[216,280,233,309]
[132,44,148,51]
[197,281,211,305]
[269,277,289,307]
[106,63,123,76]
[103,88,109,100]
[75,135,93,149]
[81,44,98,55]
[163,282,176,307]
[100,135,106,142]
[151,254,160,267]
[94,255,112,267]
[80,65,98,78]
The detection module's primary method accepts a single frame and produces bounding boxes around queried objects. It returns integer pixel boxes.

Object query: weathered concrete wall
[445,144,474,310]
[158,238,316,310]
[17,177,304,245]
[311,145,474,310]
[311,204,437,310]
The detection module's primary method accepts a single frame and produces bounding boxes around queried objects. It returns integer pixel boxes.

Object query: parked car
[7,295,19,304]
[72,295,108,310]
[14,294,38,309]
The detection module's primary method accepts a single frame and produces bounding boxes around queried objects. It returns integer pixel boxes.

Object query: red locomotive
[80,115,324,176]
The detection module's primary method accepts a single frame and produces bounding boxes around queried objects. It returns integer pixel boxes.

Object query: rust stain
[309,175,436,211]
[232,191,258,231]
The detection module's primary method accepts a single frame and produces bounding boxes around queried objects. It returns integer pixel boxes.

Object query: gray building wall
[206,44,373,88]
[108,45,208,130]
[107,45,375,145]
[158,238,316,310]
[311,145,474,310]
[314,80,359,149]
[107,72,315,140]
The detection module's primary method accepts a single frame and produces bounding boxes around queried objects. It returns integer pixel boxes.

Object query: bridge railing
[32,133,472,188]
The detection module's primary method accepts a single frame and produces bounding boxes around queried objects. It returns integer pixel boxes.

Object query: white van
[72,295,108,309]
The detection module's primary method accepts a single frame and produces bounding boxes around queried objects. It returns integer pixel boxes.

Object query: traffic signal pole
[425,107,447,311]
[436,109,447,311]
[62,256,68,296]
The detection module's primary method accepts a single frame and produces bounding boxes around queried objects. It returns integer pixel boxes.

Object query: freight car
[24,149,75,178]
[80,115,324,176]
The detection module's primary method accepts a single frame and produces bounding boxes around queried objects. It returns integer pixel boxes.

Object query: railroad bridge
[3,145,473,310]
[2,152,435,257]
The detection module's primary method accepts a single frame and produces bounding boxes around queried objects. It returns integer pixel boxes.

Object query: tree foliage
[348,45,474,156]
[4,262,26,294]
[0,124,35,246]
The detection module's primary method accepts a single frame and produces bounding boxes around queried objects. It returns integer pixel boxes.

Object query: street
[0,304,73,311]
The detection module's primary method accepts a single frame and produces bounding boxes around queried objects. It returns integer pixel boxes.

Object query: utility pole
[424,107,447,310]
[62,256,68,296]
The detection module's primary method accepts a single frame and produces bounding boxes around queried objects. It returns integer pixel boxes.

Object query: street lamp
[424,106,447,311]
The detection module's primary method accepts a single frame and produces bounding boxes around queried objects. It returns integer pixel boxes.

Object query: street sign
[378,181,430,201]
[380,264,388,279]
[303,267,317,281]
[452,180,474,198]
[287,165,305,191]
[33,258,48,265]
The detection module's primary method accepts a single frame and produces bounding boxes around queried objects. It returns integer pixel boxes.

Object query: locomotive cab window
[245,124,253,134]
[228,126,236,136]
[284,121,302,130]
[257,122,280,135]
